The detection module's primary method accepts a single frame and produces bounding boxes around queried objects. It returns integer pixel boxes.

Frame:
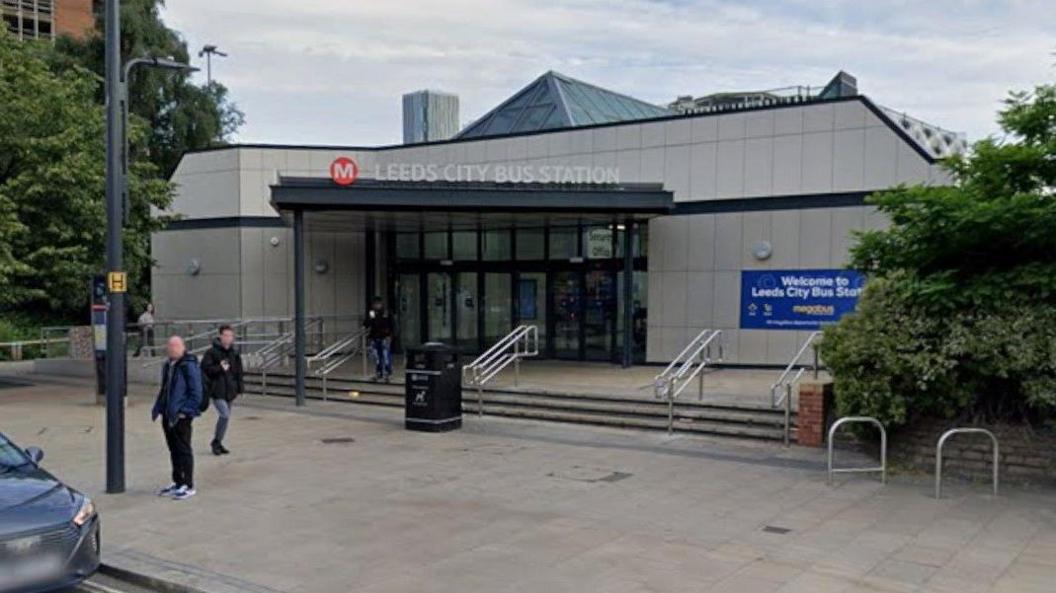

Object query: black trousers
[162,417,194,489]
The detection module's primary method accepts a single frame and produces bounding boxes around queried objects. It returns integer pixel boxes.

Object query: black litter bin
[404,342,462,432]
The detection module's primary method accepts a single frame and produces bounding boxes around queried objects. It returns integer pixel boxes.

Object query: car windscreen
[0,434,30,468]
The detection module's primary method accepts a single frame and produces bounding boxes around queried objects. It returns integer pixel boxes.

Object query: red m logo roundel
[329,156,359,186]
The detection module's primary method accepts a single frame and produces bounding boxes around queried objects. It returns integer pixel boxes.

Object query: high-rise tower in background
[402,90,459,144]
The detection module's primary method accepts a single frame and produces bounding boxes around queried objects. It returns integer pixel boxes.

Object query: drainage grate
[320,437,356,445]
[762,525,792,535]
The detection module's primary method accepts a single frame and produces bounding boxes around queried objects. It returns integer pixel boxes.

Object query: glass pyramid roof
[456,71,672,139]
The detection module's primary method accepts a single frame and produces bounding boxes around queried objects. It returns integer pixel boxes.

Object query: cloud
[161,0,1056,146]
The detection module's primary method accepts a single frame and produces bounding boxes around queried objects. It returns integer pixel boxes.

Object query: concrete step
[245,370,786,413]
[243,370,794,441]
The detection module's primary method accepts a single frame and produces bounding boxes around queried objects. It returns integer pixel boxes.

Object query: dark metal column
[622,219,634,368]
[103,0,125,494]
[293,210,307,406]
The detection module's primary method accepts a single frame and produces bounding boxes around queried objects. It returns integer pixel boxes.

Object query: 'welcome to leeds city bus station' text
[750,274,862,300]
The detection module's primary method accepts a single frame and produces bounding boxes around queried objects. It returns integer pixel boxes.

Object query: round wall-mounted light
[269,236,281,247]
[751,240,773,261]
[313,258,329,274]
[186,258,202,276]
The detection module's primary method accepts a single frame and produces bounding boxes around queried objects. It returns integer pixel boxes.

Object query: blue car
[0,432,99,593]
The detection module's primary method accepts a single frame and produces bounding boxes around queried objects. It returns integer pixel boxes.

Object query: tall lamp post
[105,0,196,494]
[198,44,227,86]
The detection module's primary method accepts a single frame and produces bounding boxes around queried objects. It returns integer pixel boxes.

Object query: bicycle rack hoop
[935,428,999,499]
[827,416,887,486]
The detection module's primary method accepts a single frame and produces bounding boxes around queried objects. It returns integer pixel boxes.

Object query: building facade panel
[153,96,952,366]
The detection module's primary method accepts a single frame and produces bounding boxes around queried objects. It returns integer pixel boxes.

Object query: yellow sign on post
[107,271,127,293]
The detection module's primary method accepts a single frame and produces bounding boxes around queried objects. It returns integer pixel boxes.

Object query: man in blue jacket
[152,336,203,501]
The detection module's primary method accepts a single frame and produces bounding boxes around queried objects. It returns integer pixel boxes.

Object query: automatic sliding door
[484,273,512,346]
[517,272,546,347]
[584,270,616,361]
[426,272,452,342]
[396,273,421,349]
[455,272,478,352]
[552,271,581,359]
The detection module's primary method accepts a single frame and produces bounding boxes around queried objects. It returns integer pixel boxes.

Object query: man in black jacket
[363,296,394,382]
[200,325,244,456]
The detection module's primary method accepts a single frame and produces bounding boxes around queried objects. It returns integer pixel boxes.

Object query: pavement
[2,373,1055,593]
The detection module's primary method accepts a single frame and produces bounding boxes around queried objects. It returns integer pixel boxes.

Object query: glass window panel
[484,273,512,343]
[426,273,452,341]
[482,230,511,261]
[396,274,420,348]
[424,232,448,260]
[456,273,478,351]
[549,227,578,260]
[616,270,650,364]
[396,233,420,260]
[583,226,614,259]
[634,223,649,258]
[516,228,544,260]
[452,231,477,260]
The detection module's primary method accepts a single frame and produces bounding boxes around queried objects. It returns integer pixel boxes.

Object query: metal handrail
[653,329,724,434]
[771,331,821,407]
[935,428,999,499]
[462,325,539,416]
[139,320,252,368]
[780,367,806,446]
[828,416,887,485]
[254,319,323,397]
[308,328,370,400]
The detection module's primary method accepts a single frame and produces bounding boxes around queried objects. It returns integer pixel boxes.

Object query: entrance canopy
[272,176,672,405]
[270,177,673,232]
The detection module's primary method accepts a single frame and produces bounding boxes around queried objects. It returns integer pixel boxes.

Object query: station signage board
[740,269,866,330]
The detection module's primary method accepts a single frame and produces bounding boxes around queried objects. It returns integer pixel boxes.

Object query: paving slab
[2,373,1054,593]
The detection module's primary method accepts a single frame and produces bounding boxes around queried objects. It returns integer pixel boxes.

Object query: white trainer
[171,486,197,501]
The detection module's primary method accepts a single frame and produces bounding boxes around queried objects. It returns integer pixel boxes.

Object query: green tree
[54,0,244,177]
[0,31,173,321]
[820,81,1056,427]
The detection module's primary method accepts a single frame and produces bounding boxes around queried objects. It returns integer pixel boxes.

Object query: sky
[161,0,1056,147]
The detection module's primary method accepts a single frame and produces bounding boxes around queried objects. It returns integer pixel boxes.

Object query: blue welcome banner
[740,269,866,330]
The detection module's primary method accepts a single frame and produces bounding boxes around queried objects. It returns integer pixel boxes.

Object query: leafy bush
[821,81,1056,428]
[820,273,1056,426]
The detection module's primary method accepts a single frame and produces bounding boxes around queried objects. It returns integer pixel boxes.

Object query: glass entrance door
[426,272,452,342]
[455,272,478,352]
[584,270,616,361]
[551,271,581,359]
[396,273,420,349]
[484,273,512,346]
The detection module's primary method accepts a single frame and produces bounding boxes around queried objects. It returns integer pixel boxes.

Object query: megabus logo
[329,156,359,186]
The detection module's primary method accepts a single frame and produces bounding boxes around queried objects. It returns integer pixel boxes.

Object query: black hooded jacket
[200,338,244,402]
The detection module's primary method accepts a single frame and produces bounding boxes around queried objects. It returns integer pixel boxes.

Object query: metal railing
[770,331,821,408]
[828,416,887,485]
[251,316,325,394]
[307,328,370,400]
[462,325,539,416]
[0,337,70,361]
[935,428,999,499]
[767,331,823,444]
[653,329,724,434]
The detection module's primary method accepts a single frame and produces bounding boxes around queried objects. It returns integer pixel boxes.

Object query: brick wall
[891,418,1056,486]
[796,381,833,447]
[55,0,95,39]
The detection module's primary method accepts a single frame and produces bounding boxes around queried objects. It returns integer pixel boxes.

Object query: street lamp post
[198,44,227,86]
[104,0,196,494]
